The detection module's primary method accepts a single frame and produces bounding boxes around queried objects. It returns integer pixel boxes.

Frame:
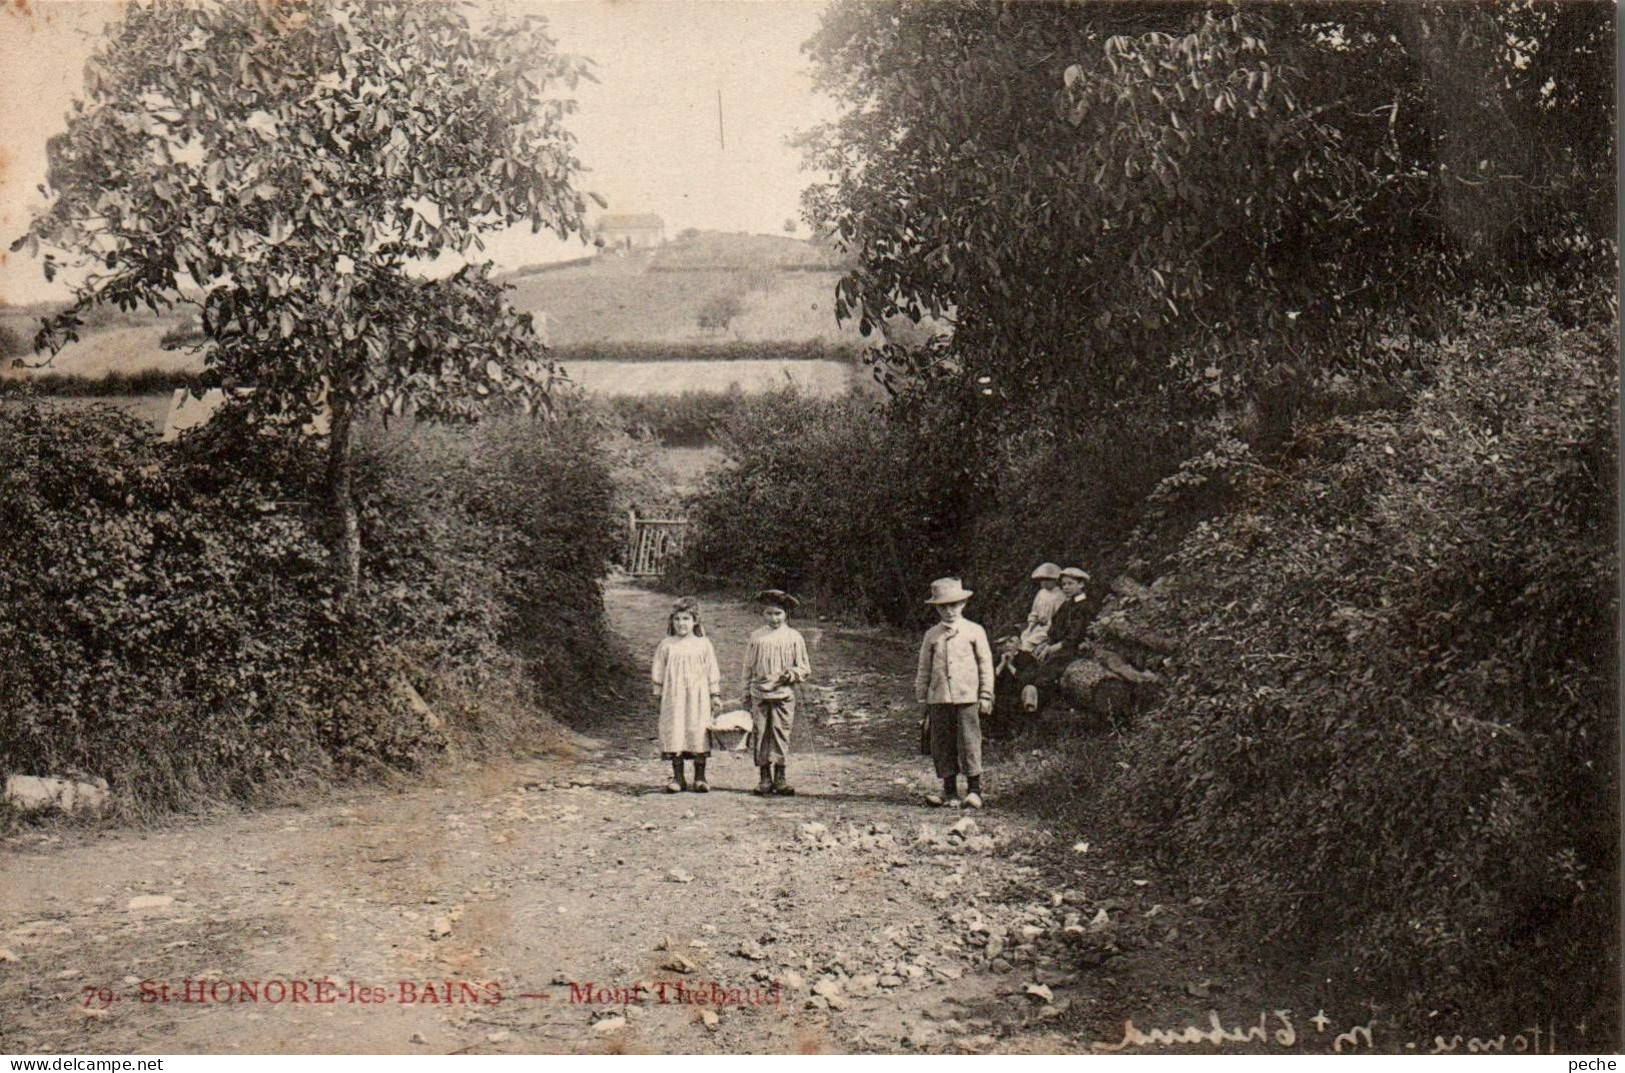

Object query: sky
[0,0,840,306]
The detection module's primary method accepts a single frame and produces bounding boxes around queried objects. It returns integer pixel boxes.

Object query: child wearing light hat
[915,578,995,809]
[1017,562,1066,652]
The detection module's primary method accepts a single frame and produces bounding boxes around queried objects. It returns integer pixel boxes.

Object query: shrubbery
[597,389,744,447]
[0,403,619,816]
[0,368,207,398]
[1108,298,1618,1036]
[676,383,1202,628]
[674,389,917,616]
[554,340,856,363]
[679,293,1618,1039]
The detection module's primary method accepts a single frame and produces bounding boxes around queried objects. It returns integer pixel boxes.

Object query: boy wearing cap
[1036,567,1091,665]
[916,578,996,809]
[1027,567,1092,711]
[742,589,812,796]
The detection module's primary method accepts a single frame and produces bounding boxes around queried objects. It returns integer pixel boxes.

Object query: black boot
[753,765,774,796]
[772,763,795,797]
[692,757,709,793]
[666,757,686,793]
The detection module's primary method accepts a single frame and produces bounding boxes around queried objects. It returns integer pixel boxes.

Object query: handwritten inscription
[1092,1010,1297,1052]
[1091,1009,1561,1054]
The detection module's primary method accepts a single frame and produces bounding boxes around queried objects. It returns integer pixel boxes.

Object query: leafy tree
[13,0,599,593]
[0,324,24,360]
[799,1,1613,418]
[696,292,745,335]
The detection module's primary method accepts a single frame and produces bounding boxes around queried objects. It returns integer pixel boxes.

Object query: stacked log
[1056,574,1175,720]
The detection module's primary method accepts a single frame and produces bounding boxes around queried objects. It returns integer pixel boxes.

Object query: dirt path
[1,582,1336,1056]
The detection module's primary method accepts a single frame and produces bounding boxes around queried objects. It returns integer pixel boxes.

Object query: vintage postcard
[0,0,1616,1059]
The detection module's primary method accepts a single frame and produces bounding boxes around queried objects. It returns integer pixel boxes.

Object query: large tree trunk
[327,387,361,598]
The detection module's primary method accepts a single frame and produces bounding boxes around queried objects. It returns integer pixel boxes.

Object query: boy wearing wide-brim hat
[742,589,811,796]
[915,578,995,809]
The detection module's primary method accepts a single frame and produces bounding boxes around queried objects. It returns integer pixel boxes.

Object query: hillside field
[3,232,871,383]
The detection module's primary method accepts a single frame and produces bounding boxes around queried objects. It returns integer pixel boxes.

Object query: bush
[696,292,746,334]
[1107,297,1618,1038]
[595,389,745,447]
[673,385,1005,622]
[0,324,26,360]
[0,403,620,815]
[676,379,1204,629]
[159,316,205,350]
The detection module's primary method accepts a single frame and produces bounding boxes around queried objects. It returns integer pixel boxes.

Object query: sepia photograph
[0,0,1617,1058]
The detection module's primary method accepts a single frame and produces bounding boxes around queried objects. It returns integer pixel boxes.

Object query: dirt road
[1,582,1322,1055]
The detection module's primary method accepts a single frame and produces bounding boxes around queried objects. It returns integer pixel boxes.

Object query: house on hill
[596,213,665,252]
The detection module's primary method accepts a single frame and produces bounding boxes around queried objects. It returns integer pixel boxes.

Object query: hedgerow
[0,403,619,816]
[1109,298,1618,1037]
[672,388,936,619]
[553,340,857,363]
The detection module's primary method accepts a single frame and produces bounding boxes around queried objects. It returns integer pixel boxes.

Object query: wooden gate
[626,510,689,577]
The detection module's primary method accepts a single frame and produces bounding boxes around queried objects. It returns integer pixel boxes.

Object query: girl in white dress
[650,597,722,793]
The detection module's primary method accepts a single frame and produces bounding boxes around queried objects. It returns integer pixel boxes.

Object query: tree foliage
[13,0,599,589]
[696,292,746,334]
[800,1,1614,416]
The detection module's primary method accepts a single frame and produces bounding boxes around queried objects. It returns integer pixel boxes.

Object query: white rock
[593,1016,626,1034]
[0,949,17,963]
[666,868,694,884]
[5,775,110,815]
[126,895,174,911]
[409,1032,428,1045]
[429,916,452,940]
[700,1009,719,1030]
[486,1030,510,1043]
[797,822,829,843]
[1023,982,1054,1003]
[948,818,977,838]
[1088,908,1111,932]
